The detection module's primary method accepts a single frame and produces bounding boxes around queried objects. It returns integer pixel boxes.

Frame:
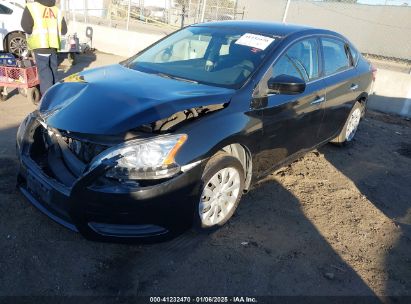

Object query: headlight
[89,134,187,180]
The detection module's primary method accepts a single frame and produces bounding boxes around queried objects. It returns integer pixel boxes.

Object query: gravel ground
[0,53,410,298]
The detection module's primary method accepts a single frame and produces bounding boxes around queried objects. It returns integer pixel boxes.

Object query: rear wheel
[195,152,245,230]
[7,32,27,56]
[331,101,363,145]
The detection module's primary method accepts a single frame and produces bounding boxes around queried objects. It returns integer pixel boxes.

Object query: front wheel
[331,101,363,145]
[195,152,245,230]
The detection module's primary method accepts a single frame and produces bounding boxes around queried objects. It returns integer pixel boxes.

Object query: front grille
[63,136,108,164]
[29,125,81,186]
[29,124,57,179]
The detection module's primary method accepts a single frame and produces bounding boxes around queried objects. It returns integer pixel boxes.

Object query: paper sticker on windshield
[235,33,275,50]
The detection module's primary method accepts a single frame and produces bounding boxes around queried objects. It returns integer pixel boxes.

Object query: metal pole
[196,1,201,23]
[181,4,185,28]
[84,0,87,23]
[140,0,144,22]
[72,0,75,23]
[188,0,192,23]
[282,0,291,23]
[127,0,131,30]
[108,1,112,28]
[200,0,207,23]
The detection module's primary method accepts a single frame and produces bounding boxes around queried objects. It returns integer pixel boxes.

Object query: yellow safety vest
[26,2,63,50]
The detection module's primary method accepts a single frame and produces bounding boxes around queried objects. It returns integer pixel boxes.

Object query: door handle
[350,84,359,91]
[311,96,325,105]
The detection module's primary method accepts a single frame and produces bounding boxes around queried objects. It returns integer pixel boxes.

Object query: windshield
[126,26,277,89]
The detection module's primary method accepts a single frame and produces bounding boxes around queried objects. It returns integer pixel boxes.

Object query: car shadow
[0,124,378,297]
[57,50,97,81]
[320,111,411,296]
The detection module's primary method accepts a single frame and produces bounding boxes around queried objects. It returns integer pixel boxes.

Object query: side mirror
[267,74,306,95]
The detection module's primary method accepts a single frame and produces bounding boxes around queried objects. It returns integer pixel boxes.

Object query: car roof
[192,20,328,38]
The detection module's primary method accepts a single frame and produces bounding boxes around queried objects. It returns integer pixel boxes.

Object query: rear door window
[321,37,352,76]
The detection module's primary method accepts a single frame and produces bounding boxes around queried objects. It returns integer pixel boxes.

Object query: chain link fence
[238,0,411,61]
[60,0,411,60]
[61,0,245,32]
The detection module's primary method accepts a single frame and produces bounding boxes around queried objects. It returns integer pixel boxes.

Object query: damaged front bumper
[16,114,203,242]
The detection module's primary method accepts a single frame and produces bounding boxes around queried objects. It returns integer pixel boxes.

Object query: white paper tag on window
[235,33,275,50]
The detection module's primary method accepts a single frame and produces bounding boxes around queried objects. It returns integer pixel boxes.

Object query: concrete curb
[368,68,411,118]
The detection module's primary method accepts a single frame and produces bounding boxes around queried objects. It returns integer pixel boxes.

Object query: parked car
[1,1,77,61]
[16,21,374,242]
[0,1,27,56]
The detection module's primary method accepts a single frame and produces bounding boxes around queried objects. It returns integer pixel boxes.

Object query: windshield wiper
[156,72,198,84]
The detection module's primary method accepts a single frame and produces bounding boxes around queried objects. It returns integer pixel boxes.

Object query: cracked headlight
[89,134,187,180]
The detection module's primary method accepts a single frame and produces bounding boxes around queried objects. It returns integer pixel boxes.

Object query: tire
[6,32,27,56]
[27,86,41,105]
[195,152,245,231]
[331,101,363,145]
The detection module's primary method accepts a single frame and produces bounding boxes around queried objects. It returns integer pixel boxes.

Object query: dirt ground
[0,53,410,299]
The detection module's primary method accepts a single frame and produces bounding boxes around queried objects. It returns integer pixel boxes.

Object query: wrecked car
[16,21,374,242]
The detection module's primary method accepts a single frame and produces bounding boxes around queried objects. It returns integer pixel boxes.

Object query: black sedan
[16,21,375,242]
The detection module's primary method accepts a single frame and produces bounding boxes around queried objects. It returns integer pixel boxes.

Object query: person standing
[21,0,68,95]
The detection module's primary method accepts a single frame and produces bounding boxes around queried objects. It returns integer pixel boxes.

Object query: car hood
[39,64,235,135]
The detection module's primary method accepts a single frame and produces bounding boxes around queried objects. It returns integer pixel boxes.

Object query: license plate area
[27,171,52,204]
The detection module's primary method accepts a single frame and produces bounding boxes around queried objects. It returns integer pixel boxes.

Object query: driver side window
[272,38,320,82]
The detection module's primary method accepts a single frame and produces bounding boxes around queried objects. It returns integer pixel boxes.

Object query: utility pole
[282,0,291,23]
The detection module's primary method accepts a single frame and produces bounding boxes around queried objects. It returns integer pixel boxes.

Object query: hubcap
[9,37,27,56]
[345,108,361,141]
[199,167,241,227]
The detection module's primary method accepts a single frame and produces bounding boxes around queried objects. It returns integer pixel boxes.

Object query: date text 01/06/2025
[149,296,258,303]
